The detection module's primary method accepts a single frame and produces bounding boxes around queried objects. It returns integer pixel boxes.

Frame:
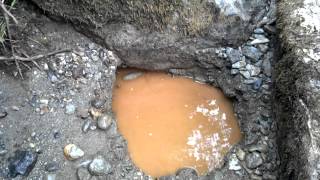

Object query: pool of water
[112,69,242,177]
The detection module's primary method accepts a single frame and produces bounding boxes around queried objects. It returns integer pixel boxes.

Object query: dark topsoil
[0,0,282,179]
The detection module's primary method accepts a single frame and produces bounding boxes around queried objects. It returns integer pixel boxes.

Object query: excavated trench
[2,0,318,179]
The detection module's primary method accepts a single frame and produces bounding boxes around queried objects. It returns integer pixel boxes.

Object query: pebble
[89,108,102,120]
[240,70,251,79]
[11,106,20,111]
[91,99,106,109]
[242,46,262,62]
[65,104,76,115]
[88,155,112,176]
[236,148,246,161]
[8,150,38,178]
[48,71,59,83]
[228,154,241,171]
[257,44,269,53]
[45,162,60,172]
[123,72,143,81]
[97,114,113,130]
[254,28,265,34]
[64,144,84,160]
[232,59,246,69]
[226,47,242,63]
[246,64,261,76]
[262,58,272,77]
[248,144,268,153]
[0,149,8,156]
[253,79,263,90]
[47,174,56,180]
[245,152,263,169]
[250,38,269,45]
[82,120,92,133]
[0,110,7,119]
[231,69,239,75]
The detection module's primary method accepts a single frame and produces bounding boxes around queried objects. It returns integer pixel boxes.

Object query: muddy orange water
[112,69,242,177]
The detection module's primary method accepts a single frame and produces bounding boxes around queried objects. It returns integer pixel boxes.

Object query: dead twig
[0,1,18,24]
[0,49,72,61]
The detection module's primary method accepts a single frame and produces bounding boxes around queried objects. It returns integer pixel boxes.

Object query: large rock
[275,0,320,179]
[30,0,268,70]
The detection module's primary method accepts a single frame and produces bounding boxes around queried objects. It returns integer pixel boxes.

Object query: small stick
[0,1,18,24]
[0,49,72,61]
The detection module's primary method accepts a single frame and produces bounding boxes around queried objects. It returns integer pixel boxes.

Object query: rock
[257,44,269,53]
[228,154,242,171]
[242,46,262,62]
[245,152,263,169]
[8,150,38,178]
[176,168,198,179]
[240,70,251,79]
[64,144,84,160]
[253,78,263,90]
[254,28,265,34]
[123,72,143,81]
[88,155,112,176]
[0,109,7,119]
[11,106,20,111]
[77,167,91,180]
[48,70,59,83]
[97,114,113,130]
[0,149,8,156]
[89,108,102,120]
[47,174,56,180]
[246,64,261,76]
[262,58,272,77]
[82,120,92,133]
[249,38,269,45]
[226,47,242,63]
[45,162,60,172]
[65,104,76,114]
[236,148,246,161]
[77,107,89,119]
[91,99,106,109]
[231,69,239,75]
[248,144,268,153]
[232,59,246,69]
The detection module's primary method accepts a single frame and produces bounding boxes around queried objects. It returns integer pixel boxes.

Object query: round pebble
[64,144,84,160]
[97,114,113,130]
[88,155,112,176]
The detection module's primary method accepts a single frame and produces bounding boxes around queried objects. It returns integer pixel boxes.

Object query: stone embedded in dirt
[226,48,242,63]
[82,120,92,133]
[175,168,198,179]
[240,70,251,79]
[242,46,263,62]
[65,104,76,115]
[47,173,56,180]
[89,108,102,120]
[97,114,113,130]
[262,58,272,77]
[91,99,106,109]
[64,144,84,160]
[236,148,246,161]
[253,79,263,90]
[232,59,246,69]
[245,152,263,169]
[8,150,38,178]
[0,149,8,156]
[248,144,268,153]
[88,155,112,176]
[246,64,261,77]
[0,110,7,119]
[45,162,60,172]
[254,28,265,34]
[228,154,242,171]
[122,72,143,81]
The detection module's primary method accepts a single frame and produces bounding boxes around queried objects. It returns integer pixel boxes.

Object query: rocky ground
[0,1,279,180]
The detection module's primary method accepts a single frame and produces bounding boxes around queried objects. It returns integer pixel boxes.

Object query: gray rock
[249,38,269,45]
[245,152,263,169]
[236,148,246,161]
[228,154,241,170]
[257,44,269,53]
[248,144,268,153]
[254,28,265,34]
[262,58,272,77]
[45,162,60,172]
[232,59,246,69]
[231,69,239,75]
[8,150,38,178]
[64,144,85,160]
[91,99,106,109]
[97,114,113,130]
[88,155,112,176]
[0,149,8,156]
[240,70,251,79]
[246,64,261,76]
[242,46,263,62]
[47,174,56,180]
[226,47,242,63]
[123,72,143,81]
[65,104,76,115]
[82,120,92,133]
